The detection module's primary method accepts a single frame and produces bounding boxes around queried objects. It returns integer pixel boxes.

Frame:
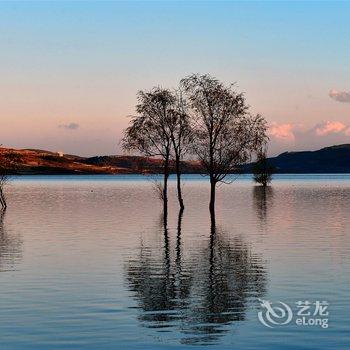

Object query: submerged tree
[169,91,192,210]
[252,150,274,187]
[181,74,268,213]
[123,88,175,213]
[0,149,5,209]
[0,173,8,210]
[123,87,191,211]
[0,147,14,209]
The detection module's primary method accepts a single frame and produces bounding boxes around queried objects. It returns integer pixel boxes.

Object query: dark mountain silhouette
[244,144,350,173]
[1,144,350,174]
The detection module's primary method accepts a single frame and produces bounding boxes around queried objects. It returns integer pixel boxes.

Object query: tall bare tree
[122,88,175,213]
[181,74,268,213]
[169,91,192,210]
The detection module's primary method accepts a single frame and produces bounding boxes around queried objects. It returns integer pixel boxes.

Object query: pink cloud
[268,120,350,155]
[329,89,350,103]
[268,123,296,141]
[314,121,346,136]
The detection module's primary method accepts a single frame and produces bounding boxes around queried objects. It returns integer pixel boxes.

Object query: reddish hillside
[0,147,202,175]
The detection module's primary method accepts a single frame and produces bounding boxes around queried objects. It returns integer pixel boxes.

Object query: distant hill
[1,144,350,175]
[245,144,350,173]
[0,147,201,175]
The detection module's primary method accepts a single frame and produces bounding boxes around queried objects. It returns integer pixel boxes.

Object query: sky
[0,1,349,156]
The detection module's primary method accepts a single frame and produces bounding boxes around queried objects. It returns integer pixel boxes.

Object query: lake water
[0,175,349,349]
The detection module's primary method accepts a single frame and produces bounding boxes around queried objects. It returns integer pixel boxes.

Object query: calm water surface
[0,175,349,349]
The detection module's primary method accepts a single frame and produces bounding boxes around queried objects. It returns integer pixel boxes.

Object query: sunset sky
[0,1,349,156]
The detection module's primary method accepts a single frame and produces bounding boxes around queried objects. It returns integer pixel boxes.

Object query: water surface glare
[0,175,349,349]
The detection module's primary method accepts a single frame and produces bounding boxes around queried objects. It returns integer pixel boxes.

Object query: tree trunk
[209,177,216,214]
[175,155,184,210]
[0,188,6,210]
[163,155,170,217]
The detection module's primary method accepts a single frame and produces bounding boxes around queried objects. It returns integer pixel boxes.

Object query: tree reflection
[253,186,274,224]
[126,209,191,326]
[125,210,267,345]
[181,211,267,344]
[0,209,22,271]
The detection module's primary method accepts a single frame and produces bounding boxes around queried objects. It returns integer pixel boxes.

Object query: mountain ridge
[255,144,350,173]
[1,144,350,174]
[0,147,201,175]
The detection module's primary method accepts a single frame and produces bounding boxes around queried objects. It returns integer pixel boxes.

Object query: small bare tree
[122,88,175,213]
[181,74,268,213]
[0,174,8,210]
[253,150,274,187]
[0,147,12,209]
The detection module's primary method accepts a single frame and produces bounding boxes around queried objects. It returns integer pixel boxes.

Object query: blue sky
[0,1,349,155]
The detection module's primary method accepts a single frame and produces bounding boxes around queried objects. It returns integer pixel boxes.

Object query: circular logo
[258,299,293,328]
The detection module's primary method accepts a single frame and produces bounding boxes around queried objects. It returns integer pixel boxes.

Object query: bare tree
[181,74,268,213]
[122,88,175,213]
[0,147,12,209]
[169,91,192,210]
[0,145,21,209]
[0,174,8,210]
